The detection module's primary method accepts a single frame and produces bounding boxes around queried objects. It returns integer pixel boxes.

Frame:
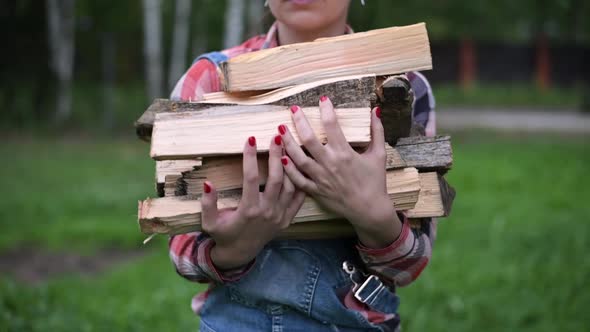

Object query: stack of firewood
[135,23,455,239]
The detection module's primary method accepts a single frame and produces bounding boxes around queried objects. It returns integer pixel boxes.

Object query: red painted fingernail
[278,124,286,135]
[290,105,299,114]
[248,136,256,146]
[281,157,288,165]
[204,182,211,193]
[274,135,282,145]
[320,95,328,102]
[375,107,382,119]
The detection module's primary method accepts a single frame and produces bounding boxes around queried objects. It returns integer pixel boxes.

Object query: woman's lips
[287,0,317,5]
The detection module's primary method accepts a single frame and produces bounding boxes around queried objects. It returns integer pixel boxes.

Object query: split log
[157,172,454,239]
[405,173,455,218]
[135,75,413,144]
[134,76,376,141]
[177,154,269,195]
[138,168,422,235]
[393,135,453,172]
[200,74,376,108]
[135,99,217,142]
[155,159,202,197]
[378,75,414,145]
[150,106,371,159]
[219,23,431,92]
[175,136,452,196]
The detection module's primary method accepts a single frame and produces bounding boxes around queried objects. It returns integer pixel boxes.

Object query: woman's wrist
[350,202,402,249]
[210,241,260,270]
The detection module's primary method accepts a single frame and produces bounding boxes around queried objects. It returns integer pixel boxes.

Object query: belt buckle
[354,274,385,304]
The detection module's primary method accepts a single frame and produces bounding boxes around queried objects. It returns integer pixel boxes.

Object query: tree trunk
[247,0,264,37]
[192,1,209,56]
[168,0,192,90]
[101,31,116,130]
[45,0,76,124]
[142,0,164,100]
[223,0,245,49]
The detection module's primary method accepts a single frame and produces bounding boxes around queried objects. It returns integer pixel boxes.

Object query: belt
[342,261,388,305]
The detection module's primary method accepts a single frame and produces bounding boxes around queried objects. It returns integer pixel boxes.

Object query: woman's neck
[276,19,348,45]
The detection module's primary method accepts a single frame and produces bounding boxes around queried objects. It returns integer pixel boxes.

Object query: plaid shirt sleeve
[170,59,221,102]
[168,58,254,284]
[356,72,437,287]
[169,232,254,283]
[356,215,437,287]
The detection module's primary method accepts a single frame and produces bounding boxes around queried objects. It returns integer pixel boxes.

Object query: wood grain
[138,168,422,235]
[134,76,377,141]
[394,135,453,172]
[150,106,371,159]
[176,138,451,196]
[405,173,454,218]
[220,23,432,91]
[155,159,202,197]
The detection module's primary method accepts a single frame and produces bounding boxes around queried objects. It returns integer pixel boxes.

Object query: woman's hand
[279,97,401,248]
[203,135,306,270]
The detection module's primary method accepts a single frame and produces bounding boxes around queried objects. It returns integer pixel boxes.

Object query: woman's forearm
[351,203,402,249]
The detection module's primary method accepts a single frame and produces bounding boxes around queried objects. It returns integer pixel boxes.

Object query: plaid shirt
[169,22,438,324]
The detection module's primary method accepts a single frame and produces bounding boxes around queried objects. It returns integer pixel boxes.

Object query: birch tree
[168,0,192,90]
[45,0,76,124]
[142,0,164,100]
[223,0,245,49]
[247,0,264,37]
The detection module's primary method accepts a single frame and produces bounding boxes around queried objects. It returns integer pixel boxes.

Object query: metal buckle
[342,261,360,292]
[354,275,385,303]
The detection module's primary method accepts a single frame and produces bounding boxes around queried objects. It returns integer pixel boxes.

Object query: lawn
[0,133,588,331]
[434,83,584,110]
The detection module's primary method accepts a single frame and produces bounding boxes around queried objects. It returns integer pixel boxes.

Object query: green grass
[1,134,589,331]
[434,83,584,110]
[0,137,153,252]
[399,134,590,331]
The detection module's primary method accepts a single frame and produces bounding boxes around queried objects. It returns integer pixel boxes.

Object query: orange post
[459,38,476,90]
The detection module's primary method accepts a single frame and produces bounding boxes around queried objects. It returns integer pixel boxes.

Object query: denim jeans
[199,238,400,332]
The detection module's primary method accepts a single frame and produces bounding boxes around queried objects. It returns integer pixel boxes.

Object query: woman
[169,1,437,331]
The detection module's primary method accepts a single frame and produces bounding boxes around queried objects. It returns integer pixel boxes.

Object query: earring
[264,0,269,7]
[360,0,365,5]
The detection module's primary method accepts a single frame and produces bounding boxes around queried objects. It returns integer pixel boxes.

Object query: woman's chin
[279,14,332,32]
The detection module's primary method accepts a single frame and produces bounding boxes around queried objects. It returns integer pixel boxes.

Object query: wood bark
[135,75,377,141]
[150,106,371,159]
[219,23,431,92]
[394,135,453,172]
[377,75,414,146]
[142,0,164,100]
[200,74,376,108]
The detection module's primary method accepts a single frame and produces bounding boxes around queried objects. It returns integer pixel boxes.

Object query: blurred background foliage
[1,1,589,331]
[1,0,588,131]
